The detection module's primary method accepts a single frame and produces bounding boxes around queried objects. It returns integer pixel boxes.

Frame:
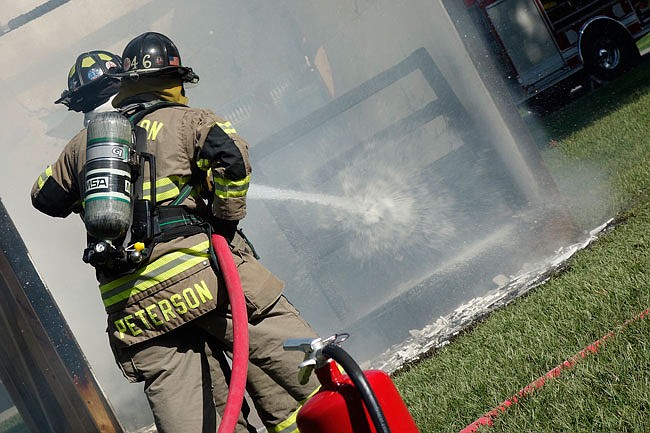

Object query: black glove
[213,218,239,242]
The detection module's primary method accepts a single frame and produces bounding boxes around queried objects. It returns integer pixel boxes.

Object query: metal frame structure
[0,199,124,433]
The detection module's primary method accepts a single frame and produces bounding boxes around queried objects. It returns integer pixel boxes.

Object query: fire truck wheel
[581,29,640,82]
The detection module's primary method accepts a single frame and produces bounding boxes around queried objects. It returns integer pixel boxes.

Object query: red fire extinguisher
[284,334,421,433]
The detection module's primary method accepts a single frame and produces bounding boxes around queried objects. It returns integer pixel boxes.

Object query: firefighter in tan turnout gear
[31,32,320,433]
[46,47,264,433]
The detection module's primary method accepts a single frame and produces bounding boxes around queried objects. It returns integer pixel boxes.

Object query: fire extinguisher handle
[284,335,351,384]
[283,337,322,384]
[283,334,349,355]
[283,338,317,353]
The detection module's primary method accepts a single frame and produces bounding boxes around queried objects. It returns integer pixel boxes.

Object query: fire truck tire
[581,27,640,82]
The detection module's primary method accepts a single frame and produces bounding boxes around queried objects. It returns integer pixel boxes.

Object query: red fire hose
[211,234,249,433]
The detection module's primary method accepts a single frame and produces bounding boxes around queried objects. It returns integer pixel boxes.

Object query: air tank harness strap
[122,100,187,125]
[151,205,207,244]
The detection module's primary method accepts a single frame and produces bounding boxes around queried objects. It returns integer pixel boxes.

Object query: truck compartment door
[486,0,565,86]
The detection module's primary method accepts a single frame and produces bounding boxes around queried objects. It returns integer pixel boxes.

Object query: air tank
[83,112,134,240]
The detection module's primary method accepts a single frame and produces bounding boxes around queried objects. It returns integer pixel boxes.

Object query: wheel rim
[595,42,621,70]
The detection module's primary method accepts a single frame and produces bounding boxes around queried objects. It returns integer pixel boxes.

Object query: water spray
[248,179,452,262]
[248,184,401,222]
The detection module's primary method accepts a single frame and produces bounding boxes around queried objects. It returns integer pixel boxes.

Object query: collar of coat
[113,76,189,108]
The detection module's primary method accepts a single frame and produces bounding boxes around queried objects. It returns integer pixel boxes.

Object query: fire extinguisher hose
[211,234,249,433]
[322,344,392,433]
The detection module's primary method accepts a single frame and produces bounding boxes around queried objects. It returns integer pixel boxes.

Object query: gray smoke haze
[0,0,611,430]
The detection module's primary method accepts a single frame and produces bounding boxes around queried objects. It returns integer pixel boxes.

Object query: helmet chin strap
[83,96,116,127]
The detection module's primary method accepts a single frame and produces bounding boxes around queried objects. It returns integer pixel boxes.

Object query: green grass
[637,33,650,53]
[394,56,650,431]
[536,54,650,230]
[532,56,650,229]
[0,414,28,433]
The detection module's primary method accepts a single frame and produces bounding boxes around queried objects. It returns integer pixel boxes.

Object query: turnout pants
[112,296,320,433]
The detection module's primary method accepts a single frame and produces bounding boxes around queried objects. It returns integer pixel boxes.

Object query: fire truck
[464,0,650,103]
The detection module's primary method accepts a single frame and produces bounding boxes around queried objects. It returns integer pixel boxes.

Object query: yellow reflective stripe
[196,159,210,171]
[268,407,299,433]
[215,190,247,199]
[215,120,236,134]
[213,188,248,199]
[303,385,321,402]
[100,240,210,307]
[269,386,320,433]
[213,175,250,188]
[37,166,53,189]
[101,245,210,307]
[143,177,179,202]
[142,176,189,202]
[213,175,250,199]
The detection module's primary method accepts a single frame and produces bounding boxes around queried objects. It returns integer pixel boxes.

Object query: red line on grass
[459,308,650,433]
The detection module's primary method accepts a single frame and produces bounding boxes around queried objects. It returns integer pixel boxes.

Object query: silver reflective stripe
[100,240,210,307]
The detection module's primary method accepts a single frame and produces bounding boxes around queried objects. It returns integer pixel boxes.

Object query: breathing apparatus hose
[321,344,392,433]
[211,234,249,433]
